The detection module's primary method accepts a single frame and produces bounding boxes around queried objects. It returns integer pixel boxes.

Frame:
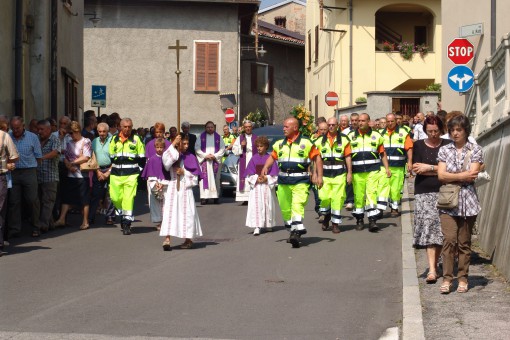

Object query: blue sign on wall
[91,85,106,107]
[447,65,474,93]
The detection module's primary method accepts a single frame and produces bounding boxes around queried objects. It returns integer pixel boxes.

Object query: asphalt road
[0,189,402,339]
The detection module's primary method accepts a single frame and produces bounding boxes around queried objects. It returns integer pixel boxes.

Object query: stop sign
[325,91,339,106]
[225,108,235,123]
[448,38,474,64]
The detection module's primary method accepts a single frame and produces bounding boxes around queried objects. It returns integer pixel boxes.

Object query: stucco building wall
[306,0,441,119]
[84,2,239,129]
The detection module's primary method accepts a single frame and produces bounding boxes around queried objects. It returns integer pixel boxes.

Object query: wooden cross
[168,40,188,130]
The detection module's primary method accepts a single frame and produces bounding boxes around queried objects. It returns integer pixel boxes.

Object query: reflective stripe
[351,146,378,152]
[352,159,380,165]
[353,208,364,214]
[323,164,345,170]
[112,164,139,169]
[286,157,309,163]
[112,152,138,158]
[279,171,309,177]
[387,155,406,161]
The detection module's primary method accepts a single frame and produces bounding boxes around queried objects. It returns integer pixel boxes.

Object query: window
[314,94,319,120]
[315,25,319,62]
[307,31,312,68]
[251,63,273,95]
[414,26,427,46]
[61,67,78,120]
[195,41,220,92]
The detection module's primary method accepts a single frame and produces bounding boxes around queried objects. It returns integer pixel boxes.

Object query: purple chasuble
[182,152,202,178]
[245,153,279,177]
[238,133,257,191]
[200,131,221,189]
[141,154,171,181]
[145,138,170,159]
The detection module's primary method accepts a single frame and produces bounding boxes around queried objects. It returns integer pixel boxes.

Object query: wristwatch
[430,165,434,171]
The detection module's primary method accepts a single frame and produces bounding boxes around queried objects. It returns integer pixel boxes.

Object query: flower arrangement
[244,108,268,127]
[289,104,314,137]
[397,41,415,60]
[382,41,395,52]
[416,43,429,57]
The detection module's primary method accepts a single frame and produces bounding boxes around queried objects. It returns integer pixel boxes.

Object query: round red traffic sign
[225,108,235,123]
[448,38,474,64]
[325,91,339,106]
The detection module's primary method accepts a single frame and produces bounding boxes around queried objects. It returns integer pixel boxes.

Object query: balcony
[374,50,437,91]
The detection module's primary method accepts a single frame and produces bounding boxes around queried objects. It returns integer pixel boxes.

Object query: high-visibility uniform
[347,128,385,221]
[381,126,413,209]
[109,133,145,225]
[222,133,235,161]
[271,134,320,234]
[314,133,351,224]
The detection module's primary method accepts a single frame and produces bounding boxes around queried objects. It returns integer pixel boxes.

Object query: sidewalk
[403,179,510,339]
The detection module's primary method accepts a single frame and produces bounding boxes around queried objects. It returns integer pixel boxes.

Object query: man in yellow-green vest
[109,118,145,235]
[314,118,352,234]
[262,117,323,248]
[348,113,391,232]
[222,125,235,162]
[380,113,413,216]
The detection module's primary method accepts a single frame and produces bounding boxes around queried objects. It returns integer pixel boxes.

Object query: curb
[401,182,425,340]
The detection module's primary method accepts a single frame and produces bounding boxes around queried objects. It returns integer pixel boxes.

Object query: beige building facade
[306,0,441,119]
[0,0,84,121]
[442,0,510,280]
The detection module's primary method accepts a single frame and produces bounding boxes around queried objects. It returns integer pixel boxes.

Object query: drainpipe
[491,0,496,54]
[14,0,24,116]
[349,0,353,106]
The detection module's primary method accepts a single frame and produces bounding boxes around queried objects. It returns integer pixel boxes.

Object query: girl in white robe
[244,136,279,235]
[160,135,202,250]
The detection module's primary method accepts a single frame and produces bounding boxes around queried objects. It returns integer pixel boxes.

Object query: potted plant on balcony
[397,41,415,60]
[382,41,395,52]
[355,97,367,105]
[416,43,429,57]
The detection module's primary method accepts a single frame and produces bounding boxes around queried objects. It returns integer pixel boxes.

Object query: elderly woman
[437,114,483,294]
[412,116,451,284]
[54,121,92,230]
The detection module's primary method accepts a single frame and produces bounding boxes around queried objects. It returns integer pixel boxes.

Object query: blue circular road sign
[447,65,474,93]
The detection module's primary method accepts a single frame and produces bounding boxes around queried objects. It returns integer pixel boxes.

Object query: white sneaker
[345,203,353,211]
[253,228,260,236]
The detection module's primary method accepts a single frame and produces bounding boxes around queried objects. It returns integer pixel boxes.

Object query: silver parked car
[220,153,239,197]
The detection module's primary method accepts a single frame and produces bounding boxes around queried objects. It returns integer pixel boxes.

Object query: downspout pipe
[14,0,24,116]
[349,0,353,106]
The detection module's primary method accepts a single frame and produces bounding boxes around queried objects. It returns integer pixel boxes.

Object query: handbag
[80,151,99,171]
[436,150,471,209]
[475,170,491,187]
[436,183,461,209]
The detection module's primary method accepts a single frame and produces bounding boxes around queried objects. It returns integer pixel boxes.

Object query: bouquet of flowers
[290,104,315,137]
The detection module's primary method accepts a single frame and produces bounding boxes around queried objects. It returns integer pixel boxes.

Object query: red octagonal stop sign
[448,38,474,65]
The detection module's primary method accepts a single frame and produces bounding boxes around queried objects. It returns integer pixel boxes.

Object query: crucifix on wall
[168,40,188,129]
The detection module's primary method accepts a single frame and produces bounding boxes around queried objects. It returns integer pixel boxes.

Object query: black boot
[289,231,300,248]
[355,218,364,231]
[321,214,331,231]
[368,220,379,233]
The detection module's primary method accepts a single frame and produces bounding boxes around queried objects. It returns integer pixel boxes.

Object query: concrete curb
[401,182,425,340]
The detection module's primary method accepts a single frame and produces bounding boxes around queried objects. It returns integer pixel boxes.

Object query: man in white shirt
[412,112,427,141]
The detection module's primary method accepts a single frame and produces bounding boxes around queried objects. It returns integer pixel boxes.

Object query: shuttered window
[315,25,319,62]
[195,41,220,91]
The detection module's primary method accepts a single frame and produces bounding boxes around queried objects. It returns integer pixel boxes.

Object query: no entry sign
[447,38,474,64]
[325,91,339,106]
[225,108,235,123]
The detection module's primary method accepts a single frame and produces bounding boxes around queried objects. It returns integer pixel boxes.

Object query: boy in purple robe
[244,136,279,235]
[141,138,170,230]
